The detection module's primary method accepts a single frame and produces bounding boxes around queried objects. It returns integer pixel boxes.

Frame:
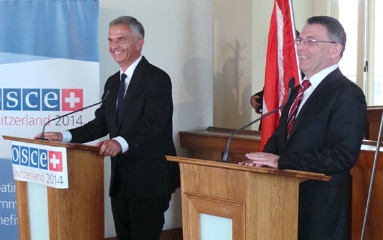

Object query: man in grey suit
[35,16,179,240]
[240,16,366,240]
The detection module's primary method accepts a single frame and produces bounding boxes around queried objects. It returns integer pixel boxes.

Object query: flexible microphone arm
[39,90,110,140]
[221,78,296,162]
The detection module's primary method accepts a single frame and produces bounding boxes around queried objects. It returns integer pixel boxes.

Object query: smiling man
[240,16,367,240]
[35,16,180,240]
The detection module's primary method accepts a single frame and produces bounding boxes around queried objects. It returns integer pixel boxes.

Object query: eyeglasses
[294,38,338,46]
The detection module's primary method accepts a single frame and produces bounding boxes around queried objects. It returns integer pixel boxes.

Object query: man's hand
[239,152,280,169]
[250,95,262,114]
[97,139,122,157]
[34,132,63,141]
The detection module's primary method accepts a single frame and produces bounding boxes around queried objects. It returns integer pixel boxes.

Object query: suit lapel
[287,68,341,140]
[116,57,148,127]
[107,72,120,135]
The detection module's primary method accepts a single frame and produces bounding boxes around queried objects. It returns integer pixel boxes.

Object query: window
[373,0,383,104]
[338,0,383,105]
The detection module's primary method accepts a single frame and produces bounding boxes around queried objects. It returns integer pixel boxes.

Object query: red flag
[260,0,300,150]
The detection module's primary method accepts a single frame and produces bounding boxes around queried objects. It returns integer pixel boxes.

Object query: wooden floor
[105,228,183,240]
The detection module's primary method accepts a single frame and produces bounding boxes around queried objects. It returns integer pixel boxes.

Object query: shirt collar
[120,55,142,78]
[303,64,338,89]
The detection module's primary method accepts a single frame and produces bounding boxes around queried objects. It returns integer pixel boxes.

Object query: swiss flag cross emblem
[48,151,63,172]
[61,89,83,111]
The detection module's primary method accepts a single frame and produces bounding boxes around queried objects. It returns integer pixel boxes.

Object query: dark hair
[109,16,145,40]
[306,16,346,57]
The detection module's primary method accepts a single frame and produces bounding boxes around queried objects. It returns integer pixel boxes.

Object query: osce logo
[12,144,63,172]
[0,88,83,111]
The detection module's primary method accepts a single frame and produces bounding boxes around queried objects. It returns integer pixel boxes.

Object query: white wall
[99,0,213,237]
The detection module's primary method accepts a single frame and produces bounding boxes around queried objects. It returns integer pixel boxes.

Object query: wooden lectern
[2,135,104,240]
[167,155,330,240]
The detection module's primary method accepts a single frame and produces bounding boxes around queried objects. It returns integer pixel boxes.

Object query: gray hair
[306,16,346,57]
[109,16,145,40]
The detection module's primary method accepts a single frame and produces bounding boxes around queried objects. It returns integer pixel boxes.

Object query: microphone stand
[39,90,110,140]
[40,101,101,140]
[221,77,296,162]
[221,104,284,162]
[360,111,383,240]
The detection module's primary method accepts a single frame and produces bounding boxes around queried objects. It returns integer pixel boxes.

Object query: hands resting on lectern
[33,132,122,157]
[239,152,280,169]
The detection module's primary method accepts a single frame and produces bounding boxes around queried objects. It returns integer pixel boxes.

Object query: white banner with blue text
[11,141,69,189]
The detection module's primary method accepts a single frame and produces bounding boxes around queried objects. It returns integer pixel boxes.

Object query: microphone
[38,90,110,140]
[221,77,295,162]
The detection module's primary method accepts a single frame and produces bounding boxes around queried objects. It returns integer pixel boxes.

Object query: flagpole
[288,0,302,84]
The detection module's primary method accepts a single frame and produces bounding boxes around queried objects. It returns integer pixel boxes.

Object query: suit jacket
[68,57,180,199]
[264,68,366,240]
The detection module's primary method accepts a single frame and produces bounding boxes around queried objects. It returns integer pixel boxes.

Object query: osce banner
[0,159,17,239]
[0,0,99,239]
[11,141,68,189]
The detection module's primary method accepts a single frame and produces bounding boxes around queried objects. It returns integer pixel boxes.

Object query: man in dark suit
[35,16,179,240]
[240,16,366,240]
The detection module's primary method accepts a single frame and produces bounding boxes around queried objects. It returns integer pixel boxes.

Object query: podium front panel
[2,136,104,240]
[178,161,301,240]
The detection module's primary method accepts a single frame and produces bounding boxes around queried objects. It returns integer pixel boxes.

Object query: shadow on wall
[214,39,252,129]
[173,57,212,157]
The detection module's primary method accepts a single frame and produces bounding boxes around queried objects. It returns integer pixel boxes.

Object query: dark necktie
[117,73,127,122]
[287,79,311,137]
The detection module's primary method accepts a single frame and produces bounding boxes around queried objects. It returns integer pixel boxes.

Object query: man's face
[108,24,144,71]
[297,24,342,78]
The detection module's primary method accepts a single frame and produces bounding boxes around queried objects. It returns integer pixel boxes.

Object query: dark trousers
[298,176,351,240]
[111,192,172,240]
